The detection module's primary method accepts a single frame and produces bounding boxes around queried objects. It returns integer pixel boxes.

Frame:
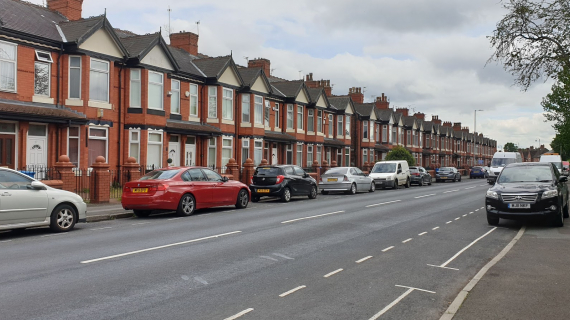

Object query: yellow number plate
[132,188,148,193]
[441,177,447,179]
[257,189,270,193]
[327,178,338,182]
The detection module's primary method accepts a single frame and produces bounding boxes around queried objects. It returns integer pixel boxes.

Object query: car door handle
[1,192,11,196]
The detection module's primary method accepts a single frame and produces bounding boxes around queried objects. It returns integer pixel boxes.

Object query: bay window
[190,84,198,117]
[222,137,232,167]
[363,120,368,139]
[129,129,140,163]
[308,109,314,132]
[317,110,322,133]
[297,106,304,130]
[307,145,313,167]
[242,139,250,164]
[171,79,180,114]
[345,115,351,137]
[208,138,217,167]
[328,114,334,136]
[68,127,80,167]
[147,131,163,169]
[208,86,217,118]
[275,103,280,128]
[254,96,263,124]
[254,140,263,165]
[296,144,303,166]
[264,100,270,126]
[287,104,294,129]
[337,116,343,136]
[0,41,16,92]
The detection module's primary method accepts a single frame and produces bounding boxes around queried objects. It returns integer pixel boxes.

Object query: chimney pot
[47,0,83,21]
[169,31,200,56]
[247,58,271,76]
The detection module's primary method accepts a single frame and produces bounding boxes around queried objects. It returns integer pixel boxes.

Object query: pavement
[85,199,133,222]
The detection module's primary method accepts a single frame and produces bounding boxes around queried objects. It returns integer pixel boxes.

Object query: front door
[27,125,48,179]
[0,134,15,169]
[168,135,181,167]
[185,137,196,166]
[271,143,278,165]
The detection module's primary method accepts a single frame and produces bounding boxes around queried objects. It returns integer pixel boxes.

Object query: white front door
[27,125,48,179]
[185,140,196,166]
[271,143,278,165]
[168,135,181,167]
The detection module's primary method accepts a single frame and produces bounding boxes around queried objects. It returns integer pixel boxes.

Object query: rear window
[254,167,284,176]
[440,167,453,171]
[140,169,180,180]
[324,168,349,175]
[410,168,419,173]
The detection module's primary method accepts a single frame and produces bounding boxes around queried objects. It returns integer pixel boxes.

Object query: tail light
[412,172,420,176]
[344,175,349,181]
[123,186,131,192]
[276,175,285,184]
[152,184,169,191]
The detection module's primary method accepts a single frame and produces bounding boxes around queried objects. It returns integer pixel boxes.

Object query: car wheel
[393,179,398,189]
[346,183,357,195]
[458,175,462,182]
[49,204,77,232]
[404,179,410,188]
[235,189,249,209]
[176,194,195,217]
[369,182,376,192]
[487,212,499,226]
[419,179,424,187]
[564,202,569,219]
[281,187,291,202]
[308,185,317,199]
[252,196,260,203]
[133,210,151,217]
[428,178,432,185]
[551,204,564,227]
[321,190,329,195]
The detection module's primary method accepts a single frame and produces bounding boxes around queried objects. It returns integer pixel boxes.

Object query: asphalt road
[0,178,522,320]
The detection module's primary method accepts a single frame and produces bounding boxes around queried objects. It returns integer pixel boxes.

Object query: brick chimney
[443,121,452,128]
[305,73,332,97]
[169,31,199,56]
[453,122,461,131]
[395,108,409,117]
[431,115,442,125]
[461,126,469,133]
[348,87,364,104]
[413,112,425,120]
[374,93,390,110]
[248,58,271,76]
[47,0,83,21]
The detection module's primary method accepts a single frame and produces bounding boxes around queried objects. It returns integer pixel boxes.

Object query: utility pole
[474,109,483,133]
[167,6,171,36]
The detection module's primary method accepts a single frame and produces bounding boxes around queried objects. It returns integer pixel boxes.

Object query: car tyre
[133,210,151,217]
[176,194,195,217]
[393,179,398,189]
[369,183,375,192]
[251,196,260,203]
[458,175,462,182]
[551,205,564,227]
[321,190,329,195]
[428,178,432,185]
[346,183,357,195]
[308,185,318,199]
[235,189,249,209]
[487,212,499,226]
[404,178,410,188]
[50,204,77,232]
[281,187,291,202]
[564,202,569,219]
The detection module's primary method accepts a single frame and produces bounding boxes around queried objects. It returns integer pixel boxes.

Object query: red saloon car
[122,167,251,217]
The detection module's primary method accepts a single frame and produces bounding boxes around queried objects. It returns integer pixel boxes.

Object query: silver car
[0,168,87,232]
[320,167,376,195]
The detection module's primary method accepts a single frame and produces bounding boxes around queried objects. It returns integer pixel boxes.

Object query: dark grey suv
[250,165,318,202]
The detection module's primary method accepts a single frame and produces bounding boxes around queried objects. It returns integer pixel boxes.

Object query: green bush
[385,146,416,166]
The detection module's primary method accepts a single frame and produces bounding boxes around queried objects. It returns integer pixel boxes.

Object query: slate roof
[307,88,323,103]
[121,33,159,58]
[392,112,403,125]
[0,0,67,42]
[114,28,138,38]
[402,116,416,128]
[375,109,393,122]
[192,56,232,78]
[58,16,104,43]
[327,96,351,111]
[165,120,221,136]
[422,121,434,132]
[270,80,304,98]
[0,99,87,123]
[168,46,205,77]
[354,103,375,117]
[237,68,263,87]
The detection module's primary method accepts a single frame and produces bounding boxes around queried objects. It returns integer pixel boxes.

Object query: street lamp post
[474,109,484,133]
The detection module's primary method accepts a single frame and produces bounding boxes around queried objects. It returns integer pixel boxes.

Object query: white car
[0,168,86,232]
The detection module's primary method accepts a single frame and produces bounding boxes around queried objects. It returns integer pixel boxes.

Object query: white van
[540,153,563,172]
[369,160,411,189]
[488,151,522,184]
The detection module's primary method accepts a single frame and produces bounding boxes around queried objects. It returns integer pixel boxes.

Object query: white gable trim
[296,89,309,104]
[79,28,123,58]
[251,76,270,94]
[141,45,174,71]
[219,67,241,87]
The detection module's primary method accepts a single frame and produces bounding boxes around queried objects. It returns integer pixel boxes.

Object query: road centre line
[324,269,344,278]
[224,308,254,320]
[356,256,373,263]
[446,221,452,224]
[90,227,113,231]
[418,232,427,236]
[279,285,306,297]
[436,227,497,268]
[469,212,474,214]
[369,285,435,320]
[366,200,402,208]
[465,186,476,189]
[281,211,344,224]
[432,227,440,230]
[80,231,242,264]
[475,209,480,212]
[427,264,459,271]
[382,246,394,252]
[443,190,459,193]
[414,194,436,199]
[273,253,294,260]
[455,218,460,220]
[463,214,467,217]
[402,238,413,243]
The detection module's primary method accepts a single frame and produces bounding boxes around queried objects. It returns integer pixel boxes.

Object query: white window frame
[275,103,280,128]
[264,100,271,127]
[67,126,80,167]
[254,140,263,165]
[287,104,294,129]
[147,131,163,168]
[254,95,263,124]
[129,69,141,108]
[171,79,180,114]
[241,94,250,123]
[317,110,322,133]
[307,145,313,167]
[363,120,368,139]
[148,71,164,110]
[337,116,344,136]
[208,86,217,118]
[382,125,387,143]
[88,126,109,163]
[242,139,250,164]
[207,137,217,167]
[371,122,376,142]
[190,83,199,117]
[328,114,334,137]
[316,146,322,164]
[34,61,51,97]
[89,58,110,103]
[35,50,53,63]
[363,149,368,164]
[222,87,233,120]
[296,144,303,166]
[0,40,17,93]
[297,105,304,130]
[286,144,293,164]
[128,129,140,163]
[68,56,82,99]
[221,137,233,166]
[307,109,314,132]
[345,115,350,137]
[345,147,350,166]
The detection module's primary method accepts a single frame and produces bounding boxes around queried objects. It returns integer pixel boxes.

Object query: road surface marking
[402,238,413,243]
[443,190,459,193]
[80,231,242,264]
[481,207,484,209]
[436,227,497,268]
[369,285,435,320]
[279,285,306,297]
[446,221,452,224]
[465,186,476,189]
[131,222,151,226]
[260,256,278,261]
[224,308,254,320]
[414,194,436,199]
[194,277,208,285]
[469,212,474,214]
[366,200,402,208]
[426,264,459,271]
[432,227,440,230]
[475,209,480,212]
[418,232,427,236]
[480,185,487,186]
[281,211,344,224]
[90,226,113,231]
[167,217,183,221]
[356,256,373,263]
[382,246,394,252]
[455,217,460,220]
[273,253,294,260]
[324,269,344,278]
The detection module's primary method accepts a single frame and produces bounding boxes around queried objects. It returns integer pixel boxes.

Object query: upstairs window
[317,110,322,133]
[337,116,343,136]
[148,71,164,110]
[297,106,304,130]
[69,56,81,99]
[190,84,198,117]
[171,79,180,114]
[345,115,350,136]
[130,69,141,107]
[287,104,294,129]
[89,59,109,102]
[254,96,263,124]
[0,41,17,92]
[307,109,314,132]
[241,94,250,123]
[35,50,53,63]
[363,120,368,139]
[275,103,280,128]
[264,100,270,126]
[34,62,50,96]
[382,125,387,142]
[222,88,233,120]
[208,86,217,118]
[328,114,334,136]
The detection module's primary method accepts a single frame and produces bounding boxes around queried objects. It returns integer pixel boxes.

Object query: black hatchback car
[409,166,432,186]
[250,165,318,202]
[485,162,569,227]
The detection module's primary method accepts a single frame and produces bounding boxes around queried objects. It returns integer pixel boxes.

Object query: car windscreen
[491,158,516,167]
[254,167,284,176]
[140,169,180,180]
[439,167,453,172]
[409,168,419,173]
[371,163,396,173]
[324,168,349,175]
[497,166,553,183]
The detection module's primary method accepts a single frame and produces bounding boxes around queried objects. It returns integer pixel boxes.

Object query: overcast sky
[32,0,556,150]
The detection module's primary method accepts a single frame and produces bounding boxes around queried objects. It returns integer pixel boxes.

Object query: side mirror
[303,173,309,178]
[559,176,568,183]
[397,169,402,174]
[31,181,47,190]
[221,176,229,182]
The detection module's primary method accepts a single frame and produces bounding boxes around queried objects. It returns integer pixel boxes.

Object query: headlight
[542,190,558,199]
[386,176,392,181]
[486,190,499,199]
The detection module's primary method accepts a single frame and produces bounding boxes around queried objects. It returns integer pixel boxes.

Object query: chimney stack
[305,74,332,96]
[443,121,452,128]
[431,115,442,125]
[348,87,364,104]
[47,0,83,21]
[169,31,199,56]
[453,122,461,130]
[248,58,271,76]
[374,93,390,110]
[413,112,425,120]
[395,108,409,117]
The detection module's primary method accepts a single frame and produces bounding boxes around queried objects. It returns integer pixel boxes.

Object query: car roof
[507,162,551,167]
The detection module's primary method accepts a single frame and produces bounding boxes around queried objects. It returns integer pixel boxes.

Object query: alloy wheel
[57,208,74,229]
[182,195,194,215]
[239,190,248,207]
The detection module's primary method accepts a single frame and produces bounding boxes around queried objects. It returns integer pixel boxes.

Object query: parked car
[486,162,569,227]
[0,167,86,232]
[369,160,411,189]
[436,167,461,182]
[250,165,317,202]
[470,166,488,179]
[320,167,375,194]
[409,166,432,186]
[122,167,250,217]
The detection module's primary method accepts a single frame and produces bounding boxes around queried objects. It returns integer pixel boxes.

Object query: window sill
[241,123,252,128]
[308,131,316,135]
[254,123,264,128]
[286,128,295,133]
[221,119,235,125]
[336,135,344,139]
[88,100,112,109]
[188,116,200,122]
[317,132,324,137]
[147,109,165,116]
[363,138,369,142]
[127,108,143,114]
[32,96,54,104]
[65,99,83,107]
[296,129,305,134]
[206,118,219,124]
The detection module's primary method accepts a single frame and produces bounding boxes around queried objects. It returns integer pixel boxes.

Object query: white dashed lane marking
[279,286,306,297]
[356,256,373,263]
[382,246,395,252]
